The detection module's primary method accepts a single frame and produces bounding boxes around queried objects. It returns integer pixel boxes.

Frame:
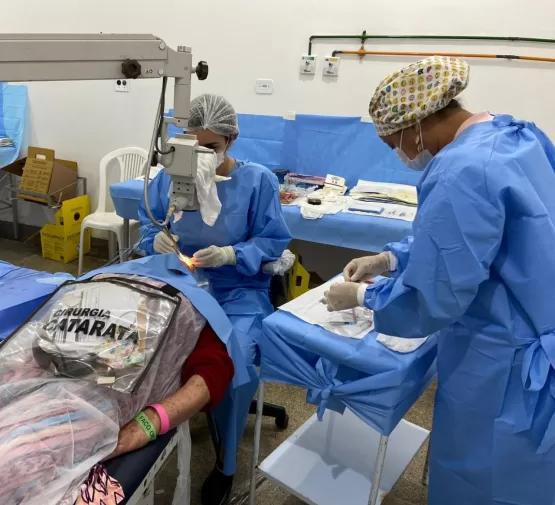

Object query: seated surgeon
[138,93,291,504]
[0,254,240,505]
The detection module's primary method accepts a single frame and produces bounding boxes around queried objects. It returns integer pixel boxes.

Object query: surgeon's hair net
[369,55,470,137]
[187,93,239,138]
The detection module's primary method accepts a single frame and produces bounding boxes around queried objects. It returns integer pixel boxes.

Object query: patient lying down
[0,273,234,505]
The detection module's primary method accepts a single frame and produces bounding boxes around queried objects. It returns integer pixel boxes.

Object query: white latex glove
[262,250,296,275]
[193,245,236,268]
[323,282,364,312]
[343,252,393,282]
[154,231,179,254]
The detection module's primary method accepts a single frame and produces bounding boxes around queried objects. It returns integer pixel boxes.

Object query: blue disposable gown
[138,160,291,474]
[364,115,555,505]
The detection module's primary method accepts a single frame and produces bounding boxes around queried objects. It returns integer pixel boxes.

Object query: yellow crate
[40,195,91,263]
[288,251,310,300]
[40,226,91,264]
[52,195,90,229]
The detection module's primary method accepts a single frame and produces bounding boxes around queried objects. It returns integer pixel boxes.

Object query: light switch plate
[256,79,274,94]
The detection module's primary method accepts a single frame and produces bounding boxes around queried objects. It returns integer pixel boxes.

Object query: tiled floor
[0,237,433,505]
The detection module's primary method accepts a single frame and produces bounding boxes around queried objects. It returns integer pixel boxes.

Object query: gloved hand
[154,231,179,254]
[343,252,393,282]
[323,282,365,312]
[193,245,236,268]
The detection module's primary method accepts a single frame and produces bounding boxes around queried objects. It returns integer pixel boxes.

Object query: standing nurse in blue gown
[138,93,291,505]
[325,56,555,505]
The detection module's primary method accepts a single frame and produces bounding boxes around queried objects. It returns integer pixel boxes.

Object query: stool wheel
[275,413,289,430]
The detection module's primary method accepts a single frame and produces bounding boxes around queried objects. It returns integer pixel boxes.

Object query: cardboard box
[17,147,78,204]
[40,195,91,263]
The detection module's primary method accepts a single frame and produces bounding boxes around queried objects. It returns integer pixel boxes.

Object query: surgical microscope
[0,33,210,267]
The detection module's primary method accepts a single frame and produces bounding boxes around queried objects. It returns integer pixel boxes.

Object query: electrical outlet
[255,79,274,95]
[115,79,129,92]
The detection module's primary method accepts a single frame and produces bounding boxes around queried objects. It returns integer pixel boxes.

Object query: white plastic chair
[78,147,148,275]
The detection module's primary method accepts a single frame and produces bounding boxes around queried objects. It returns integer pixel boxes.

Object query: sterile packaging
[279,275,374,339]
[279,182,318,205]
[284,173,326,187]
[280,190,299,205]
[0,273,205,505]
[344,200,417,222]
[323,174,347,195]
[349,180,418,206]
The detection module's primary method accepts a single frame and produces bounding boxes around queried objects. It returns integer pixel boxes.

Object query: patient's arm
[107,374,210,459]
[107,324,234,460]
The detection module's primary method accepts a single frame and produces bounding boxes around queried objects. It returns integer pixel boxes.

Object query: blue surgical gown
[138,160,291,474]
[363,115,555,505]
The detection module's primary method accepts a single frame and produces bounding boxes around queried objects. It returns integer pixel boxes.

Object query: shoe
[201,461,234,505]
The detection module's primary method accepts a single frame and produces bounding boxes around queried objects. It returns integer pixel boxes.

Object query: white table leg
[368,435,389,505]
[249,382,265,505]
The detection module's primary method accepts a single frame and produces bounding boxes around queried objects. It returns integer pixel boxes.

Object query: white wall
[2,0,555,226]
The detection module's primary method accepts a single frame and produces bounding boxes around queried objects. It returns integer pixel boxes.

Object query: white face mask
[213,150,232,183]
[395,148,434,171]
[395,126,433,171]
[216,151,225,167]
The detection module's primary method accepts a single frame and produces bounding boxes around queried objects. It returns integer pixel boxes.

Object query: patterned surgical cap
[369,56,470,136]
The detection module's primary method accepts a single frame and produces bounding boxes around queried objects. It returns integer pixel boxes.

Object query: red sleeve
[181,324,234,411]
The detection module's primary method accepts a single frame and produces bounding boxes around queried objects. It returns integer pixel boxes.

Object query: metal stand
[248,382,422,505]
[421,438,430,487]
[368,435,389,505]
[4,175,87,241]
[10,174,19,240]
[121,218,130,261]
[249,383,390,505]
[108,232,118,261]
[249,382,265,505]
[0,173,20,239]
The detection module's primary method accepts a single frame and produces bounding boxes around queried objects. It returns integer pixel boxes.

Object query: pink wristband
[149,404,170,435]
